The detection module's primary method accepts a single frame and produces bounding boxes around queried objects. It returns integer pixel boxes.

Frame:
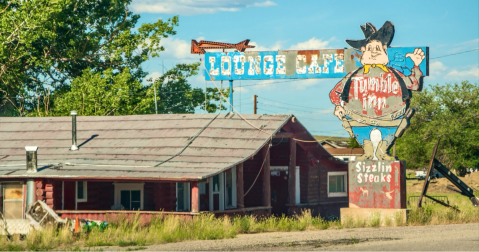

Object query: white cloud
[248,40,284,51]
[288,37,333,50]
[444,66,479,81]
[248,1,277,7]
[131,0,277,15]
[158,37,199,61]
[429,60,448,80]
[145,71,162,81]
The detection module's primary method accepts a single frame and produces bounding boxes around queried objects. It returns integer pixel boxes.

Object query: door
[270,171,289,216]
[2,183,23,219]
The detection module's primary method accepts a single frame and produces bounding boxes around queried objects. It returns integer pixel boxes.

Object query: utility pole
[254,95,257,114]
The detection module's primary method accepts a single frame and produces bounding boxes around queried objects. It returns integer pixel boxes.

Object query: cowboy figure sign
[330,21,426,161]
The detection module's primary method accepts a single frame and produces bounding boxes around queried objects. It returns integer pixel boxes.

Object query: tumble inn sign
[199,21,428,215]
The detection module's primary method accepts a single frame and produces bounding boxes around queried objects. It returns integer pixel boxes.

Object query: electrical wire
[430,48,479,59]
[259,96,325,110]
[244,142,271,197]
[153,113,220,167]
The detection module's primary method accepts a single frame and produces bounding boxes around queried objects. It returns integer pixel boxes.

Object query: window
[113,183,144,210]
[328,172,347,197]
[121,190,141,210]
[76,181,87,202]
[209,174,224,211]
[1,182,24,219]
[343,158,349,162]
[176,183,190,212]
[224,167,237,209]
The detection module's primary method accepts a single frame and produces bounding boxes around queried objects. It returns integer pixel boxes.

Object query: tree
[149,63,228,114]
[0,0,178,116]
[348,137,361,148]
[52,68,154,116]
[396,81,479,171]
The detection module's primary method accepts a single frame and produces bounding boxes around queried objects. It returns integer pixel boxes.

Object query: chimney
[25,146,38,173]
[70,110,78,151]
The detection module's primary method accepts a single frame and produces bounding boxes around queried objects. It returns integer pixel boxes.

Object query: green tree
[348,137,361,148]
[149,63,228,114]
[0,0,177,116]
[396,81,479,171]
[52,68,154,116]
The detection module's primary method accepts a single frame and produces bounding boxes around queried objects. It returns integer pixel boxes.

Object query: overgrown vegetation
[396,81,479,171]
[0,0,226,117]
[1,203,478,251]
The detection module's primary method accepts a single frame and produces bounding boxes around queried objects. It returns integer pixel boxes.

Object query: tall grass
[1,201,478,251]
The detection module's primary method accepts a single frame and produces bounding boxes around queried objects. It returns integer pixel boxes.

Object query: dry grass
[1,197,478,251]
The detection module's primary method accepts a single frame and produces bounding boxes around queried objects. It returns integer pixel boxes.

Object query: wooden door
[270,171,289,216]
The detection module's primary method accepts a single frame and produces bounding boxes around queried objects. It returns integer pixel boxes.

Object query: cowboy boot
[376,140,396,161]
[356,140,374,161]
[395,108,415,138]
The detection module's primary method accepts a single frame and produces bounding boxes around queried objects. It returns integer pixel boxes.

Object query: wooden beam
[274,132,295,138]
[191,182,199,213]
[262,145,271,208]
[289,139,297,205]
[236,163,244,209]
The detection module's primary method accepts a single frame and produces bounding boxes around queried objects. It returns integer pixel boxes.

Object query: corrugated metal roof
[0,113,295,181]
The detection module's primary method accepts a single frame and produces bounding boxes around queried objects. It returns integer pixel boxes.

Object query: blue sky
[131,0,479,137]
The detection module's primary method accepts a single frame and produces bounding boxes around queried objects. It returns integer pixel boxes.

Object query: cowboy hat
[346,21,395,50]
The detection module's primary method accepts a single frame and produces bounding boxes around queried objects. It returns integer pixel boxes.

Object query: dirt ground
[143,223,479,251]
[408,171,479,194]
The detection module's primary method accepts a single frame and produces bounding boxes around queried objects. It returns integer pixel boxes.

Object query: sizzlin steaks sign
[349,161,406,209]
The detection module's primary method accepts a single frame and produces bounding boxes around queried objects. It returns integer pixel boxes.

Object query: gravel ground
[144,223,479,251]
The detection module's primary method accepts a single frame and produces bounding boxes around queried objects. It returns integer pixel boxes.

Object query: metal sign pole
[229,80,233,113]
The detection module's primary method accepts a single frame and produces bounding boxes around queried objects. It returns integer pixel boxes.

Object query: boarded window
[2,183,23,219]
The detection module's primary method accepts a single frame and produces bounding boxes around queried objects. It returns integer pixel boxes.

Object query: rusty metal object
[191,39,255,54]
[417,138,440,207]
[417,139,479,209]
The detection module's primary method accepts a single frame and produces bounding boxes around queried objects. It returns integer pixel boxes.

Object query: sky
[130,0,479,137]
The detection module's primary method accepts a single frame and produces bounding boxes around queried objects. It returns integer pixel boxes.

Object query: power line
[258,102,318,114]
[259,96,326,110]
[430,48,479,59]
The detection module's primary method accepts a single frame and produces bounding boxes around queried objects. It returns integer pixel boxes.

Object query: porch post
[262,145,271,210]
[236,163,244,209]
[288,139,297,205]
[191,182,199,213]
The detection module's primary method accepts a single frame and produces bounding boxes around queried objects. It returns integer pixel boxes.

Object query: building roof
[320,140,350,149]
[326,148,364,156]
[0,113,336,181]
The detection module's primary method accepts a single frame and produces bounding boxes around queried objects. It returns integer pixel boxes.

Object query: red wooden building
[0,113,347,222]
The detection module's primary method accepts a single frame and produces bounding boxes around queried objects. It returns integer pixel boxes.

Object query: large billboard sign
[204,47,428,81]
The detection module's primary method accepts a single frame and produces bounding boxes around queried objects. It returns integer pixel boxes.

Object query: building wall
[318,162,349,218]
[243,153,265,208]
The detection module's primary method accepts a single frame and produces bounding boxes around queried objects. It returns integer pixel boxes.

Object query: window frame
[209,173,224,211]
[75,181,87,203]
[327,171,348,197]
[176,182,191,212]
[113,183,145,210]
[224,167,237,209]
